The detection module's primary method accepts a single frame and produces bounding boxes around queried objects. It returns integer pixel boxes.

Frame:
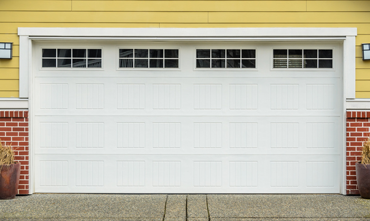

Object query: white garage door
[32,41,343,193]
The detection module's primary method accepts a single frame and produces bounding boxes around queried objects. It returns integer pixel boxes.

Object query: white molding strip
[0,98,28,109]
[18,27,357,37]
[346,99,370,110]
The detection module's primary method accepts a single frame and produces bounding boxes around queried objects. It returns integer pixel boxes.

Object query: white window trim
[18,27,357,195]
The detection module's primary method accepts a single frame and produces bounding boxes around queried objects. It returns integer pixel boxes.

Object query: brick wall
[346,111,370,195]
[0,110,29,195]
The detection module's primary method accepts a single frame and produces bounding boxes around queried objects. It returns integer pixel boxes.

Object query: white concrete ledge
[346,99,370,110]
[0,98,28,109]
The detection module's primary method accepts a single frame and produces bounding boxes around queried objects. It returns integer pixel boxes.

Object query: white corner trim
[0,98,28,109]
[346,99,370,110]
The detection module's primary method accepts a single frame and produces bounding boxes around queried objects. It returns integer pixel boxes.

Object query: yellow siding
[0,0,370,98]
[71,1,307,12]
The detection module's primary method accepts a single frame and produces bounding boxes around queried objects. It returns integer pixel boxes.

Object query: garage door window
[42,49,102,68]
[119,49,179,68]
[273,49,333,69]
[196,49,256,69]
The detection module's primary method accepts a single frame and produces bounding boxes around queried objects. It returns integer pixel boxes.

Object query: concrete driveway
[1,194,370,220]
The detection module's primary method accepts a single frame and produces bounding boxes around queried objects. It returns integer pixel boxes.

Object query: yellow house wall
[1,0,370,98]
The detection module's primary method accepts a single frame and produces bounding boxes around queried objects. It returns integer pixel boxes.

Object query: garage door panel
[34,154,340,193]
[34,115,341,156]
[33,42,343,193]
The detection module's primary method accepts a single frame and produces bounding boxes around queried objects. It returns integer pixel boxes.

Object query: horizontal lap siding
[0,0,370,98]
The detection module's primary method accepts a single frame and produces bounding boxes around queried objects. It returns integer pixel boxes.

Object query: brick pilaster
[0,110,29,195]
[346,111,370,195]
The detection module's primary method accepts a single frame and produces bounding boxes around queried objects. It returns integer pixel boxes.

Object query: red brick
[13,127,24,132]
[357,119,369,122]
[347,119,356,122]
[347,166,356,171]
[350,123,362,127]
[20,171,28,175]
[357,127,369,132]
[364,123,370,127]
[347,128,356,132]
[19,142,28,146]
[347,137,356,142]
[0,127,11,131]
[6,122,18,127]
[19,132,28,136]
[347,157,356,161]
[19,160,29,165]
[19,122,28,127]
[18,151,28,156]
[0,137,11,141]
[347,112,352,118]
[350,181,357,185]
[0,118,12,122]
[347,185,358,190]
[347,147,356,151]
[6,132,18,136]
[364,133,370,137]
[347,175,357,180]
[24,112,28,118]
[19,180,28,185]
[350,133,363,137]
[18,190,29,195]
[357,137,368,142]
[350,142,363,146]
[12,137,24,141]
[14,156,24,161]
[12,118,25,122]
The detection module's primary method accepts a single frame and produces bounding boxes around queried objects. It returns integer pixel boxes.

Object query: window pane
[304,60,317,68]
[242,59,255,68]
[273,59,287,68]
[196,59,210,68]
[242,50,255,58]
[165,49,178,58]
[289,49,302,58]
[212,59,225,68]
[197,50,210,58]
[150,49,163,58]
[73,49,86,58]
[212,49,225,58]
[150,59,163,68]
[43,49,56,57]
[304,50,317,58]
[120,49,134,58]
[135,59,148,68]
[274,50,287,58]
[57,59,71,67]
[319,50,332,58]
[42,59,56,67]
[227,50,240,58]
[227,59,240,68]
[88,49,101,58]
[58,49,71,58]
[88,59,102,68]
[288,59,302,68]
[72,59,86,68]
[165,59,178,68]
[135,49,148,58]
[319,60,332,68]
[119,59,133,68]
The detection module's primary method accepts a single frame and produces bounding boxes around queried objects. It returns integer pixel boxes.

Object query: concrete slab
[187,195,209,219]
[164,195,186,221]
[0,194,166,220]
[207,195,370,219]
